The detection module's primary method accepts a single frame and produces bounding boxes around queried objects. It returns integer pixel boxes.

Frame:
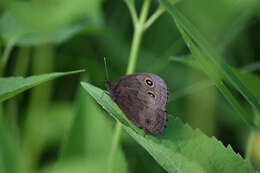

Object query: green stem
[0,40,2,60]
[24,45,54,173]
[144,7,165,30]
[126,27,144,74]
[108,1,151,173]
[125,0,138,25]
[0,39,16,76]
[126,0,151,74]
[0,104,3,118]
[107,122,123,173]
[0,39,16,118]
[139,0,152,26]
[14,47,31,76]
[0,41,2,117]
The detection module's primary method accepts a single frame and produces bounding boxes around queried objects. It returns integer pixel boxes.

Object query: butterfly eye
[144,77,154,87]
[147,91,157,99]
[146,80,153,86]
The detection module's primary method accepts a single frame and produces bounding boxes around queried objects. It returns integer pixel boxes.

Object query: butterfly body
[106,73,168,135]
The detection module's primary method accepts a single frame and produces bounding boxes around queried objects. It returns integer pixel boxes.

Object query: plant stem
[0,39,16,118]
[0,41,2,117]
[24,45,54,173]
[0,39,16,76]
[0,104,3,119]
[144,7,165,30]
[125,0,138,25]
[126,0,151,74]
[107,122,123,173]
[126,26,144,74]
[139,0,152,26]
[108,0,151,173]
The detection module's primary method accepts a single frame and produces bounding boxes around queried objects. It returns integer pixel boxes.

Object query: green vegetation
[0,0,260,172]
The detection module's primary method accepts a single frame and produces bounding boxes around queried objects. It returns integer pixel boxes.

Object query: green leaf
[0,121,20,173]
[160,0,259,127]
[58,85,127,173]
[0,0,102,45]
[171,55,260,99]
[175,27,254,127]
[0,70,84,103]
[160,0,260,114]
[81,82,255,173]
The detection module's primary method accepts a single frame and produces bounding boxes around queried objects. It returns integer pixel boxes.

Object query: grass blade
[160,0,259,127]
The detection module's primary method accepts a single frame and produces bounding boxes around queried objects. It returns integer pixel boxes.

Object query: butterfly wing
[107,73,168,135]
[107,74,145,127]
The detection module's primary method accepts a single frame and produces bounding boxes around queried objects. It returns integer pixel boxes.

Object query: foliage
[81,82,255,173]
[0,0,260,172]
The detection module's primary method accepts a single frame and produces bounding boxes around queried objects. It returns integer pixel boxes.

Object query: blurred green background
[0,0,260,172]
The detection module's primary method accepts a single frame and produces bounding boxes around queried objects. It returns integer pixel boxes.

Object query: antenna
[104,57,109,81]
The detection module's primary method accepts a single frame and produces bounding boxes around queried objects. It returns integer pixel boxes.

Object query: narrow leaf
[175,26,254,128]
[0,70,84,102]
[171,55,260,99]
[160,0,260,118]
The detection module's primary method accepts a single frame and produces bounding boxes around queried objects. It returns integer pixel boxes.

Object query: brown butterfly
[106,73,168,135]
